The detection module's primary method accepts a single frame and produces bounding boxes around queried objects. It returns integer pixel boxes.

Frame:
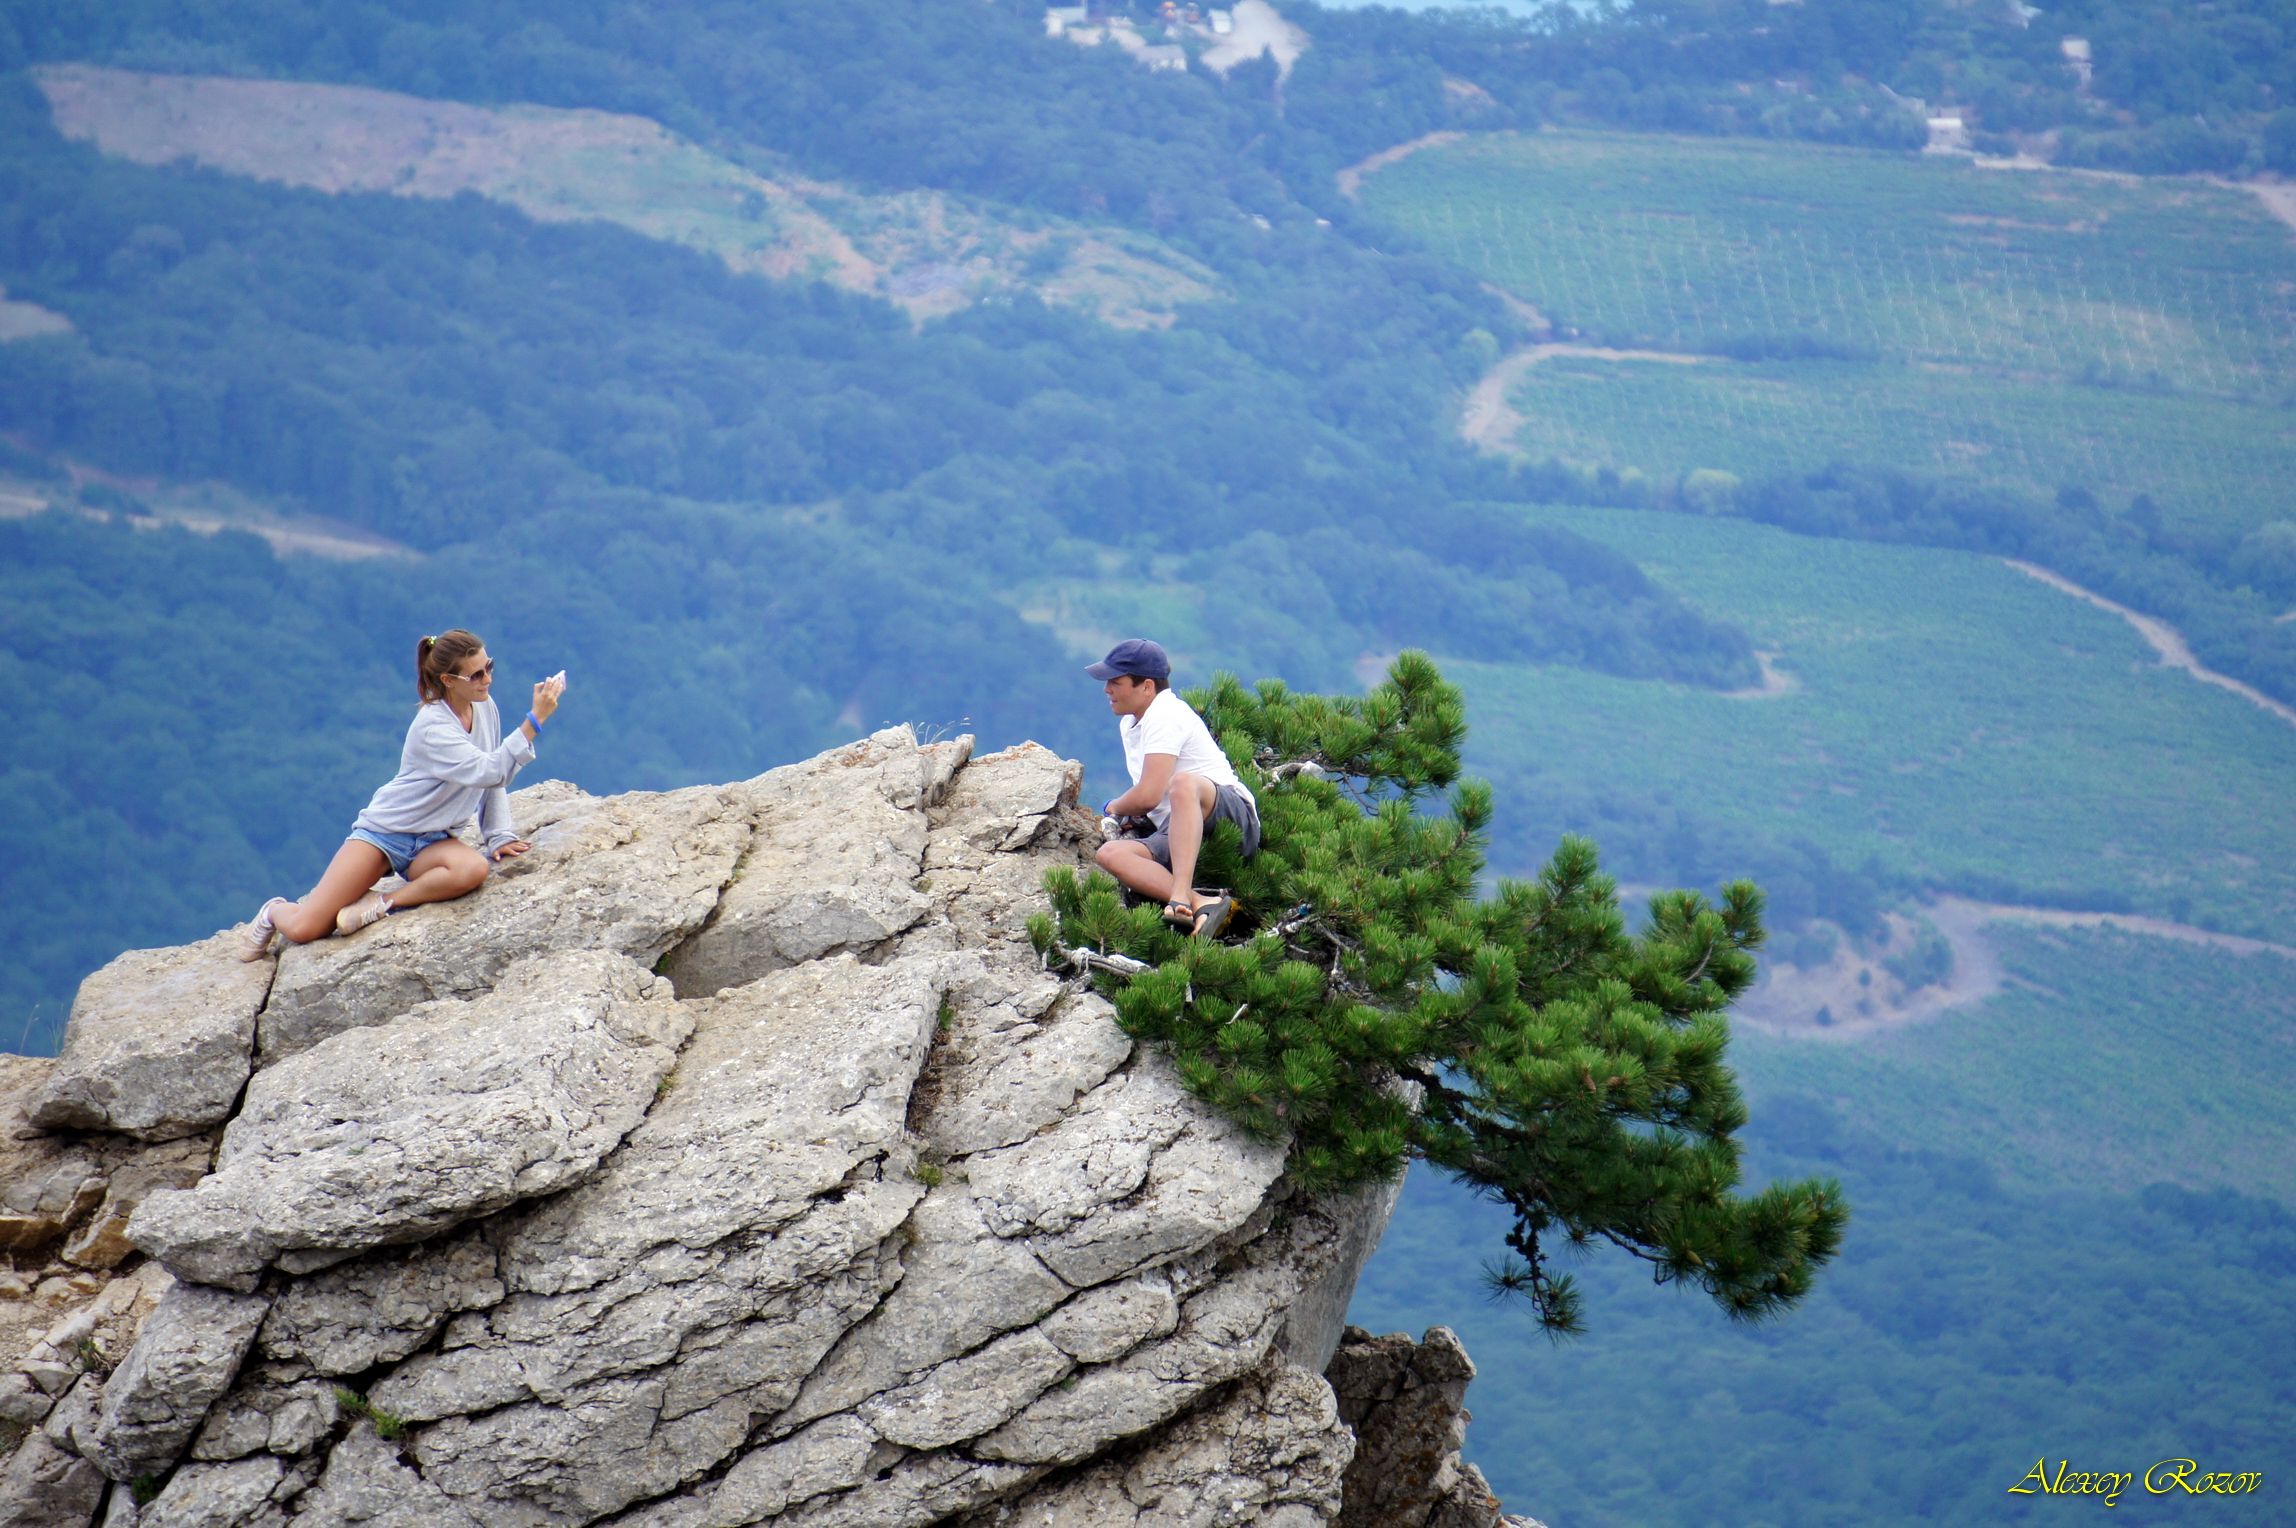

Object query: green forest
[2,0,2292,1519]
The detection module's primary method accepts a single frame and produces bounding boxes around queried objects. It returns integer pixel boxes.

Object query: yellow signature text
[2009,1460,2133,1506]
[2145,1459,2266,1496]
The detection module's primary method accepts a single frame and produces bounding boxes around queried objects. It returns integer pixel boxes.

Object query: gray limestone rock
[138,1452,301,1528]
[928,743,1080,856]
[855,1326,1074,1449]
[0,1427,108,1528]
[30,932,274,1141]
[0,1053,213,1325]
[660,727,940,997]
[43,1373,105,1452]
[976,1355,1356,1528]
[0,1138,103,1258]
[81,1282,270,1482]
[1326,1327,1530,1528]
[2,1061,213,1276]
[911,978,1132,1158]
[1275,1173,1406,1375]
[385,955,943,1525]
[914,744,1092,961]
[0,1370,56,1425]
[753,1453,1039,1528]
[12,731,1451,1528]
[771,1185,1072,1437]
[188,1374,341,1462]
[63,1152,214,1272]
[287,1424,487,1528]
[917,736,973,805]
[256,1229,503,1376]
[964,1055,1290,1287]
[258,782,748,1061]
[973,1200,1343,1467]
[1037,1274,1181,1364]
[95,1482,135,1528]
[129,952,688,1291]
[11,1263,179,1430]
[689,1416,882,1525]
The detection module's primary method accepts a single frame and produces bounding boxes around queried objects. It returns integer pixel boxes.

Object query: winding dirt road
[1736,896,2296,1040]
[2005,558,2296,733]
[1335,131,1462,199]
[1459,344,1710,452]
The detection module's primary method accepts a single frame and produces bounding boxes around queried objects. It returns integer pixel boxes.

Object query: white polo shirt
[1120,689,1250,828]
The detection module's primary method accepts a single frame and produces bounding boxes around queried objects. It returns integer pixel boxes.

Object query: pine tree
[1030,651,1847,1335]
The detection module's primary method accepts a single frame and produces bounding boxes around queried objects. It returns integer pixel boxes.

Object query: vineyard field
[1497,353,2296,519]
[1361,131,2296,539]
[1453,505,2296,939]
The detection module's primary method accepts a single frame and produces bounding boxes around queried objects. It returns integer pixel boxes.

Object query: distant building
[1925,116,1969,152]
[1046,1,1289,76]
[2061,36,2094,92]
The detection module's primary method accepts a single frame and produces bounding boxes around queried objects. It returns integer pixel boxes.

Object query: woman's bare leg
[392,839,491,909]
[274,841,391,944]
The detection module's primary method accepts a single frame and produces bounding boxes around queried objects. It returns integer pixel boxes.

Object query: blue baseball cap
[1086,638,1171,681]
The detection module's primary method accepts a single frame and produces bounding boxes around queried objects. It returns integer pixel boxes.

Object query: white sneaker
[336,891,393,937]
[234,898,294,962]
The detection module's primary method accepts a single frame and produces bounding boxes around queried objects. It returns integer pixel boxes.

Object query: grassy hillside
[1456,504,2296,940]
[1350,921,2296,1528]
[1362,129,2296,546]
[1495,354,2296,542]
[33,64,1217,328]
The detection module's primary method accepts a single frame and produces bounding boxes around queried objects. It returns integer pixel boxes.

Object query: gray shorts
[1142,784,1261,868]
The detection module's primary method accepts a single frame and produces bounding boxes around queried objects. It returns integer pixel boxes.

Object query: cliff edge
[1,729,1532,1528]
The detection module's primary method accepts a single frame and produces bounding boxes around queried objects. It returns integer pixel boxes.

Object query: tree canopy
[1034,652,1847,1334]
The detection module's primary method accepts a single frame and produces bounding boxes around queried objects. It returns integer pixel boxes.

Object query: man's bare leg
[1096,839,1179,906]
[1159,773,1219,918]
[1093,774,1221,922]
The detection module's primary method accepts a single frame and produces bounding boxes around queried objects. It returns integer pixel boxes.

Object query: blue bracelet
[526,710,543,732]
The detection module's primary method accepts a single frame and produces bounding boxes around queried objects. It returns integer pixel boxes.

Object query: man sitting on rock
[1088,638,1260,938]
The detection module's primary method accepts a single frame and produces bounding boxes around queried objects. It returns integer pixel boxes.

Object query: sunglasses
[447,660,496,683]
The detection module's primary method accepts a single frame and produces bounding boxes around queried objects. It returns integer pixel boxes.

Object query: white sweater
[350,699,535,853]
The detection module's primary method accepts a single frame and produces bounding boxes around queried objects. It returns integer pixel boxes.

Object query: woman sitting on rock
[235,629,567,961]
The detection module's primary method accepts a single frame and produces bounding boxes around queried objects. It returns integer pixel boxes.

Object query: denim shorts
[348,827,454,877]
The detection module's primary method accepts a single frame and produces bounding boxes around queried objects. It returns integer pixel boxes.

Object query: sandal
[1188,895,1235,940]
[1163,899,1199,932]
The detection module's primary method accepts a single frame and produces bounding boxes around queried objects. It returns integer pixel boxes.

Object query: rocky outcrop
[1326,1326,1546,1528]
[28,937,274,1141]
[78,1283,270,1482]
[1,728,1537,1528]
[131,951,692,1292]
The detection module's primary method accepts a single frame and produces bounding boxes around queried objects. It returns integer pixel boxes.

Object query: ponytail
[416,629,484,704]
